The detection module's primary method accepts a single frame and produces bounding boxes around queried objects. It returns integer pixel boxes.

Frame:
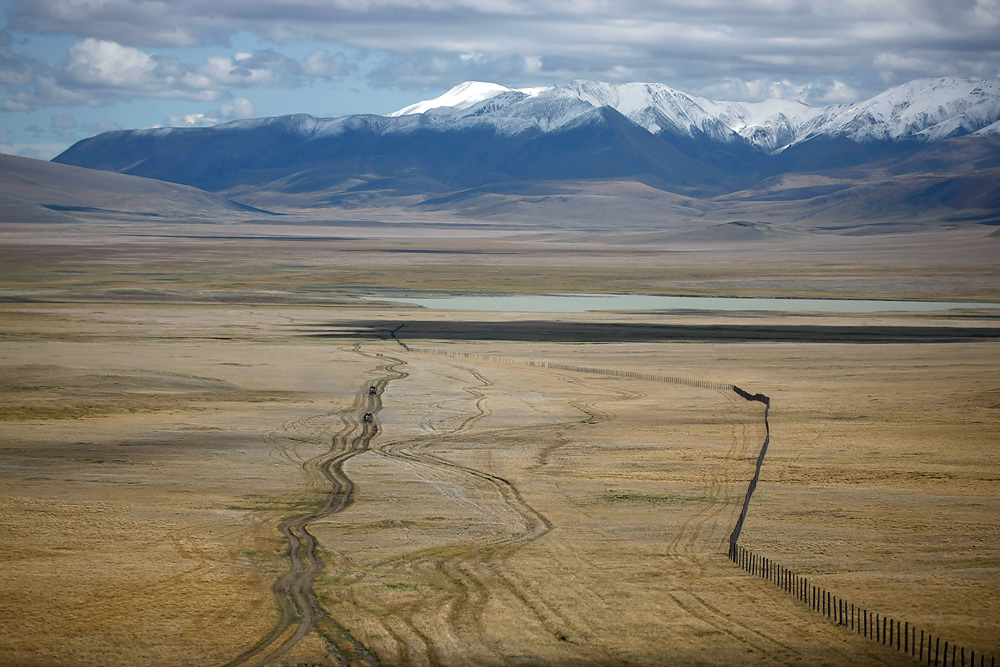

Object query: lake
[360,293,1000,314]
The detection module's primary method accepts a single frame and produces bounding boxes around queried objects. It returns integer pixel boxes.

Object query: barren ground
[1,219,998,666]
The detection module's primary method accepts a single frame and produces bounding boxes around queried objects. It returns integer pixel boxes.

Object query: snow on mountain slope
[389,81,548,116]
[387,79,827,148]
[58,76,1000,191]
[796,77,1000,144]
[382,77,1000,152]
[156,76,994,154]
[975,118,1000,135]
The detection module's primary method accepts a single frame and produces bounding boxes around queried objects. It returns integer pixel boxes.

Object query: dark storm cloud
[7,0,1000,103]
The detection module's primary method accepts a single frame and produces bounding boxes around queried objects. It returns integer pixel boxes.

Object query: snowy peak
[387,79,809,145]
[383,76,1000,152]
[797,77,1000,144]
[388,81,548,117]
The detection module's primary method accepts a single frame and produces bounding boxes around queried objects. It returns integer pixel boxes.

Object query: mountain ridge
[47,76,1000,224]
[384,76,1000,150]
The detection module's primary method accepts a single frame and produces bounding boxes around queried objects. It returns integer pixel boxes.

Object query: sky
[1,0,998,159]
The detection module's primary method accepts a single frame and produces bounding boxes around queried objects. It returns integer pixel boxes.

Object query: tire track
[422,355,781,659]
[220,347,408,667]
[665,391,755,558]
[363,361,649,663]
[360,363,581,662]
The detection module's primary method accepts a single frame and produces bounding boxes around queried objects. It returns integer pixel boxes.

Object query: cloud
[163,96,256,128]
[301,49,352,77]
[163,112,218,128]
[1,36,355,111]
[220,97,255,119]
[5,0,1000,103]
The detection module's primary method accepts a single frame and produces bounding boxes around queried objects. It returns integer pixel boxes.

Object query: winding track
[221,347,407,667]
[224,338,793,665]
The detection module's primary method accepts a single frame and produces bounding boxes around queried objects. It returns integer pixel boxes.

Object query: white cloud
[164,112,218,128]
[64,38,157,89]
[817,80,860,104]
[4,0,1000,104]
[0,38,356,110]
[692,77,864,105]
[301,50,351,77]
[220,97,255,119]
[163,97,256,127]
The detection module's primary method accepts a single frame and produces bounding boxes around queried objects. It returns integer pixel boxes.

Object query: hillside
[0,153,272,224]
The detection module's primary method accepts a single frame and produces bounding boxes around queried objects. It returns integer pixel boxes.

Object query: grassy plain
[1,218,999,666]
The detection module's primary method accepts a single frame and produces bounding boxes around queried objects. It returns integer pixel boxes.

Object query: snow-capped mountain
[51,76,1000,207]
[385,79,824,149]
[387,77,999,151]
[797,77,1000,144]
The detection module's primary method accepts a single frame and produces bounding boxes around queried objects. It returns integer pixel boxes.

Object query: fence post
[936,637,940,666]
[906,622,909,653]
[890,619,894,647]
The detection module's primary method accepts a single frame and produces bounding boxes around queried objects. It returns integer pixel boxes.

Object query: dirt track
[222,347,408,667]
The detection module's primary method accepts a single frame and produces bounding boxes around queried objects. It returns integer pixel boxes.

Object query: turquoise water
[360,293,1000,314]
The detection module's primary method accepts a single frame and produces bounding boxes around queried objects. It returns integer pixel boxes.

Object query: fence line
[731,539,993,664]
[728,386,769,552]
[396,336,994,666]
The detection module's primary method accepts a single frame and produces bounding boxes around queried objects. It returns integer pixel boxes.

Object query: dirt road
[223,347,407,667]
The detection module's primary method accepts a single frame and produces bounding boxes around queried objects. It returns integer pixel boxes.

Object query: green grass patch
[601,489,716,504]
[0,404,115,421]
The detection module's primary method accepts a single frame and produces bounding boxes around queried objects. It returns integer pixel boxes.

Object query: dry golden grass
[1,301,997,666]
[1,213,998,665]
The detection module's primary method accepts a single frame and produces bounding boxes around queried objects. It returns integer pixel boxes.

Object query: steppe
[1,217,999,666]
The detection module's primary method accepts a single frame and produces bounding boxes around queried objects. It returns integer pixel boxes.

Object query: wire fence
[729,543,995,667]
[397,334,995,665]
[725,390,995,667]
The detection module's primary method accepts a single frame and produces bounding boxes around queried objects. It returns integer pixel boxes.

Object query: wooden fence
[729,543,994,667]
[396,336,995,666]
[726,390,995,667]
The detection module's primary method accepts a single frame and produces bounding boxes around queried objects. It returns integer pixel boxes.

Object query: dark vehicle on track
[369,386,377,395]
[363,412,373,423]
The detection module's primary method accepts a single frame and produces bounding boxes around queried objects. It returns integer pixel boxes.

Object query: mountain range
[33,76,1000,227]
